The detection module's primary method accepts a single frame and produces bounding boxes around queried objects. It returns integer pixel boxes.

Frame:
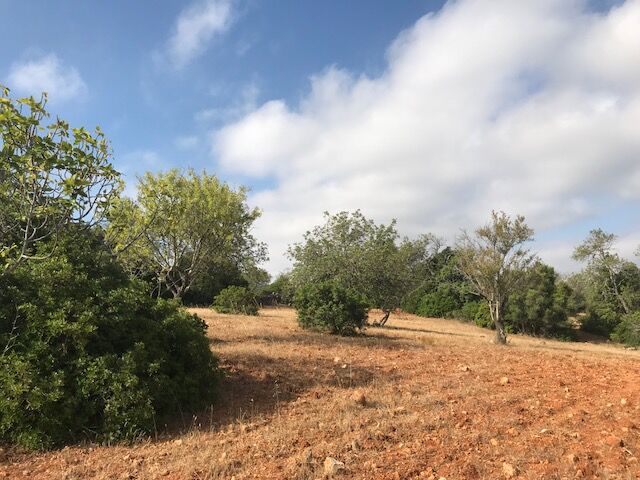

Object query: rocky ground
[2,308,639,479]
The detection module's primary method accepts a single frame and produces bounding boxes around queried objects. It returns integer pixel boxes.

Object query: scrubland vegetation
[1,86,640,477]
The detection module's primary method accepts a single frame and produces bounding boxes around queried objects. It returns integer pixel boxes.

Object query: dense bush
[612,312,640,347]
[473,301,493,328]
[0,231,219,449]
[213,285,259,315]
[416,284,463,318]
[294,282,367,335]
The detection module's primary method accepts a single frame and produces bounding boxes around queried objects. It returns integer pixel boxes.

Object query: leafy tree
[294,281,367,335]
[107,169,266,300]
[456,211,536,344]
[573,229,633,314]
[288,211,438,325]
[503,262,571,336]
[213,285,258,315]
[0,86,120,277]
[261,272,295,306]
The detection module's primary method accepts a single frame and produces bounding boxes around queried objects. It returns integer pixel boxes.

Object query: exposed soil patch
[2,308,639,479]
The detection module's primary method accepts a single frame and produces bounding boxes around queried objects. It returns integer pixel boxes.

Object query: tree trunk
[379,310,391,326]
[490,301,507,345]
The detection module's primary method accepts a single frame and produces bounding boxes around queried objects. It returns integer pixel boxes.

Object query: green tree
[573,229,632,314]
[107,169,266,300]
[456,211,536,344]
[288,211,435,325]
[0,86,120,277]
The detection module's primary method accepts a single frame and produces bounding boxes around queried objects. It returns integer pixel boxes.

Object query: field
[2,308,640,479]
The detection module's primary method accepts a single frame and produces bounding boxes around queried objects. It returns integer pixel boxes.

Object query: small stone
[539,428,550,434]
[620,398,628,406]
[500,377,509,385]
[566,453,578,463]
[490,438,499,446]
[460,365,470,372]
[502,462,517,478]
[324,457,345,476]
[333,357,341,364]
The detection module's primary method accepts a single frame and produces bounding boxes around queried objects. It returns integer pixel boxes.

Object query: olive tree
[0,86,120,277]
[288,210,437,325]
[456,211,536,344]
[107,169,266,299]
[572,229,632,315]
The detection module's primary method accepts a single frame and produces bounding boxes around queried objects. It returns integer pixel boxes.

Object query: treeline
[274,212,640,347]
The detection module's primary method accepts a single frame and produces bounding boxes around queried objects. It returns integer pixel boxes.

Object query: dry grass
[2,307,640,479]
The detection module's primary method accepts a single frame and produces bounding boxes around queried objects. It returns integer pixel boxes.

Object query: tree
[456,211,536,344]
[288,211,432,325]
[0,86,120,277]
[107,169,266,299]
[573,229,631,314]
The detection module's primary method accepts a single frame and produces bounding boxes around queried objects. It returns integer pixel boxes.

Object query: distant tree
[0,86,120,277]
[107,169,266,300]
[572,229,632,314]
[288,211,435,326]
[456,211,536,344]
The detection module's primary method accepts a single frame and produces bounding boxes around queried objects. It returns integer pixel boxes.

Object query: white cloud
[6,54,87,103]
[212,0,640,274]
[165,0,234,69]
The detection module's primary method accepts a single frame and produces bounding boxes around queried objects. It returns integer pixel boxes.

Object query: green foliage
[454,300,484,322]
[294,282,367,336]
[612,312,640,347]
[456,211,536,344]
[288,211,440,317]
[503,262,571,336]
[107,169,266,299]
[0,86,120,277]
[0,230,219,449]
[213,285,259,315]
[261,273,295,306]
[416,284,463,318]
[473,301,493,328]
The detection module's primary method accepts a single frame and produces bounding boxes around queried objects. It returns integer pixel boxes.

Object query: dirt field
[2,307,640,479]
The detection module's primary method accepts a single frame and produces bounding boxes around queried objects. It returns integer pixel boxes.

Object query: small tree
[288,211,435,325]
[213,285,258,315]
[456,211,536,344]
[107,169,266,300]
[0,86,120,277]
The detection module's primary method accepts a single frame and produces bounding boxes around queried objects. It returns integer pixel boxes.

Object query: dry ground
[2,308,640,479]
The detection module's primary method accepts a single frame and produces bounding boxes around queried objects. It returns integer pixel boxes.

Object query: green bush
[612,312,640,347]
[454,300,483,322]
[474,301,493,328]
[213,285,259,315]
[0,231,219,449]
[294,282,367,336]
[416,284,463,318]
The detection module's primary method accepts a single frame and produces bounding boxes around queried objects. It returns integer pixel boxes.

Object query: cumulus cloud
[6,54,86,103]
[212,0,640,274]
[165,0,234,69]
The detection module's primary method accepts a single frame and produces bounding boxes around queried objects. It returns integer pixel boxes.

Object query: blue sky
[1,0,639,274]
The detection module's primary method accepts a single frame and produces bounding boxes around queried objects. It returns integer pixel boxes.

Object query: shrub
[455,300,484,322]
[612,312,640,347]
[0,230,219,449]
[416,284,463,318]
[474,301,493,328]
[213,285,259,315]
[581,304,620,337]
[294,282,367,335]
